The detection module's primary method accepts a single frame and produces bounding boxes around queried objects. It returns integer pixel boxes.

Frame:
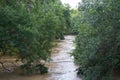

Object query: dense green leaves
[71,10,81,35]
[0,0,71,74]
[73,0,120,80]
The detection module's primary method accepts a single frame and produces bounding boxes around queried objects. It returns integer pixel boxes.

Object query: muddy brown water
[0,35,81,80]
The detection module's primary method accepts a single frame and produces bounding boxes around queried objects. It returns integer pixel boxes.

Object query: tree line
[72,0,120,80]
[0,0,71,74]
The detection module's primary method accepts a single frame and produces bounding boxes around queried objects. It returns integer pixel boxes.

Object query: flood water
[0,35,81,80]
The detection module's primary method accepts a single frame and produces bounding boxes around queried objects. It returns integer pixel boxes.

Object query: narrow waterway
[0,35,81,80]
[47,35,81,80]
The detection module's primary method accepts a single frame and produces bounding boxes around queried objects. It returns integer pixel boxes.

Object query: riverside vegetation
[72,0,120,80]
[0,0,120,80]
[0,0,71,74]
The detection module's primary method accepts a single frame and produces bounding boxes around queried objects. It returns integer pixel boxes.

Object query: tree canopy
[72,0,120,80]
[0,0,71,74]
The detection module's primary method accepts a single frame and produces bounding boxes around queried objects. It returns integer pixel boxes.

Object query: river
[0,35,81,80]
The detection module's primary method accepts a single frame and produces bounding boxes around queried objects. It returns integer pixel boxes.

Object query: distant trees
[72,0,120,80]
[71,9,80,35]
[63,4,71,34]
[0,0,71,74]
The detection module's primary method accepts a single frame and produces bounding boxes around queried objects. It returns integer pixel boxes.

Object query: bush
[73,0,120,80]
[0,0,69,74]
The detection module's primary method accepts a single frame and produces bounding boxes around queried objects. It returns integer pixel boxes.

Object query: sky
[61,0,82,8]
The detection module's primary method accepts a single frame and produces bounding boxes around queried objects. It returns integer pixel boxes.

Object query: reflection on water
[0,35,81,80]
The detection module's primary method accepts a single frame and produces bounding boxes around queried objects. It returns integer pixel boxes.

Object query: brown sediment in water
[0,35,81,80]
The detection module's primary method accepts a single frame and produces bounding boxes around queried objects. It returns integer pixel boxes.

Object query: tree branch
[0,61,11,72]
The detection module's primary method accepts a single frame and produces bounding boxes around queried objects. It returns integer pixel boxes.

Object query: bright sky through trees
[61,0,82,8]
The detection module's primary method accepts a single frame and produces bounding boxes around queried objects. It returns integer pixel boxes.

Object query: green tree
[71,9,81,34]
[0,0,69,74]
[73,0,120,80]
[63,4,71,34]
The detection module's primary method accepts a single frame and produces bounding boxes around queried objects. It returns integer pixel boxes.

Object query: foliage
[63,4,72,34]
[73,0,120,80]
[71,9,81,35]
[20,63,48,75]
[0,0,71,74]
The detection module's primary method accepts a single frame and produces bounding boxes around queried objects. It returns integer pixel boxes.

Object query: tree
[71,9,81,35]
[73,0,120,80]
[0,0,69,74]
